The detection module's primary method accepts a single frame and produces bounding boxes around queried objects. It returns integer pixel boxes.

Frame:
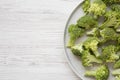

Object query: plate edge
[63,1,84,80]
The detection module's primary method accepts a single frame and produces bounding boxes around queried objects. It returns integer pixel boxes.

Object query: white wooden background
[0,0,82,80]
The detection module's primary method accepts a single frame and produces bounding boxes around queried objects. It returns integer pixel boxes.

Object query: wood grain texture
[0,0,83,80]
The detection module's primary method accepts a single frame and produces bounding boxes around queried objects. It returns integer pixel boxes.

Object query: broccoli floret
[114,60,120,69]
[77,15,98,29]
[81,50,102,67]
[85,65,109,80]
[88,0,106,18]
[82,0,90,13]
[100,11,120,29]
[67,24,85,47]
[102,0,120,4]
[100,17,120,29]
[111,4,120,12]
[101,45,119,62]
[71,43,84,56]
[100,28,118,43]
[86,28,100,37]
[105,11,120,19]
[83,37,100,57]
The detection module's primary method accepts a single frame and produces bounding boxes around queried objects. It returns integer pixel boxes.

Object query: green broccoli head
[114,60,120,69]
[102,0,120,4]
[87,28,100,37]
[100,11,120,29]
[67,24,85,47]
[77,15,98,29]
[85,65,109,80]
[102,45,119,62]
[111,4,120,12]
[100,28,118,42]
[82,0,90,13]
[88,0,106,18]
[71,43,84,56]
[81,50,102,67]
[83,37,100,57]
[105,11,120,19]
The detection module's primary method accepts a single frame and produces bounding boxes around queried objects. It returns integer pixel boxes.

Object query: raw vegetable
[67,0,120,80]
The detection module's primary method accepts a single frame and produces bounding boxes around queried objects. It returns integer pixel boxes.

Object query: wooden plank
[0,0,82,80]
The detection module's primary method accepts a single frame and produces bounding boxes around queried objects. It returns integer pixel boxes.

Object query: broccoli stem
[116,28,120,32]
[114,60,120,69]
[67,38,75,48]
[100,19,110,29]
[85,71,96,77]
[93,15,98,20]
[113,54,119,59]
[89,54,102,63]
[116,75,120,80]
[112,69,120,76]
[94,51,100,57]
[115,22,120,29]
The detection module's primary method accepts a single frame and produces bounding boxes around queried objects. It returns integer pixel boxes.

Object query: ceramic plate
[64,1,114,80]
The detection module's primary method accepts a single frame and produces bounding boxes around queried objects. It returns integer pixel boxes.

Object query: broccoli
[71,43,84,56]
[100,11,120,29]
[112,69,120,76]
[67,24,85,47]
[112,69,120,80]
[77,15,98,29]
[67,0,120,79]
[102,0,120,4]
[100,28,118,43]
[81,50,102,67]
[88,0,106,18]
[85,65,109,80]
[83,37,100,57]
[86,28,100,37]
[101,45,119,62]
[111,4,120,12]
[118,36,120,44]
[100,17,120,29]
[105,11,120,19]
[114,60,120,69]
[115,75,120,80]
[82,0,90,13]
[116,28,120,32]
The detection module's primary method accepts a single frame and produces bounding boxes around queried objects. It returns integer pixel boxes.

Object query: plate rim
[63,1,84,80]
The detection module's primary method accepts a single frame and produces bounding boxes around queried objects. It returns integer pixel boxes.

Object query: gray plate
[64,1,114,80]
